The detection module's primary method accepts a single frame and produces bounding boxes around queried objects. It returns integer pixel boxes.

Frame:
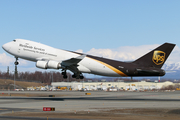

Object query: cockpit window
[13,40,16,42]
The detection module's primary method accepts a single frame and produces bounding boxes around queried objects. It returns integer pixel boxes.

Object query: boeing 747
[2,39,175,79]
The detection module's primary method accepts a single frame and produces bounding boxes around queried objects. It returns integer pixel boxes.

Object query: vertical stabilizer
[133,43,175,68]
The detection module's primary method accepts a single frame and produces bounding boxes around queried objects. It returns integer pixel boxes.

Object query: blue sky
[0,0,180,74]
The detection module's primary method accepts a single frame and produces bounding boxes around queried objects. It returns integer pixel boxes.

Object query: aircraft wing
[61,54,86,67]
[61,55,86,75]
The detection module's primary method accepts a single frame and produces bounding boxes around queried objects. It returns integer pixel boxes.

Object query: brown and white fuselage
[2,39,175,79]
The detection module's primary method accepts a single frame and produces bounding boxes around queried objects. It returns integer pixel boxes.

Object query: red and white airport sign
[43,107,55,111]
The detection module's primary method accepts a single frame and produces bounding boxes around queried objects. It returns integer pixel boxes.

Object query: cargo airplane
[2,39,175,79]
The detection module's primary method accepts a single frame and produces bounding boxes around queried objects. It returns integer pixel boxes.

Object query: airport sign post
[50,71,54,91]
[12,71,15,90]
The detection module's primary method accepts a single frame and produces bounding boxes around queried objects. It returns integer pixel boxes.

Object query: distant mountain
[161,70,178,79]
[163,62,180,70]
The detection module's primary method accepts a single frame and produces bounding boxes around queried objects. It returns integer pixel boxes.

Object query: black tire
[72,74,76,78]
[63,75,67,79]
[80,75,84,79]
[62,72,66,75]
[14,62,19,65]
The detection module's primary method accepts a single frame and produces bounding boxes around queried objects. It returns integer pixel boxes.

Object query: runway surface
[0,91,180,119]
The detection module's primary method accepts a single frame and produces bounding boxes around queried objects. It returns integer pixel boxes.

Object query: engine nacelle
[36,61,48,69]
[36,60,61,69]
[47,60,61,69]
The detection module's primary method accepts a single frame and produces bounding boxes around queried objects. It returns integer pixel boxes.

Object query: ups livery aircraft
[2,39,175,79]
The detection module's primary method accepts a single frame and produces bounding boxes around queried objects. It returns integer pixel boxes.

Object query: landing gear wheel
[14,61,19,65]
[63,75,67,79]
[62,70,67,79]
[80,76,84,79]
[79,74,84,79]
[62,72,66,75]
[72,74,76,78]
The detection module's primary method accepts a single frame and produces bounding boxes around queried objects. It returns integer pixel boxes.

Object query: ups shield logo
[152,51,165,65]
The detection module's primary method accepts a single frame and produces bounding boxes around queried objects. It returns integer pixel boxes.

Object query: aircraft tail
[133,43,175,68]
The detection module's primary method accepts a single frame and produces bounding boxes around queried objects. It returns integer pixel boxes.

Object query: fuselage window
[13,40,16,42]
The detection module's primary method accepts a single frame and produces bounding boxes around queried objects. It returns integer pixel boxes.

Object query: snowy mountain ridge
[162,62,180,70]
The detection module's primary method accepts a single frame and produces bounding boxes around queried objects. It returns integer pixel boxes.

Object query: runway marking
[0,109,7,110]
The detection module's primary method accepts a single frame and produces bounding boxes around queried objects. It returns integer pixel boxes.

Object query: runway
[0,91,180,120]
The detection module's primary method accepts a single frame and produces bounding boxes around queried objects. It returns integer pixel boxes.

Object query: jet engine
[36,60,61,69]
[47,60,61,69]
[36,61,48,69]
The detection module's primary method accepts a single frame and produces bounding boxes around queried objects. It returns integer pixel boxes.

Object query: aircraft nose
[2,43,10,51]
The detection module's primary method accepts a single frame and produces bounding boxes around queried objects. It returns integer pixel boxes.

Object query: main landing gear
[72,73,84,79]
[14,57,19,65]
[62,70,68,79]
[62,70,84,79]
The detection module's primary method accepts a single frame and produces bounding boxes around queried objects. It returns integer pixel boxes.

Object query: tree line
[0,67,174,84]
[0,66,86,84]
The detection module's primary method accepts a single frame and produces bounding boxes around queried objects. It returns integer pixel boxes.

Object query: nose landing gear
[14,57,19,65]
